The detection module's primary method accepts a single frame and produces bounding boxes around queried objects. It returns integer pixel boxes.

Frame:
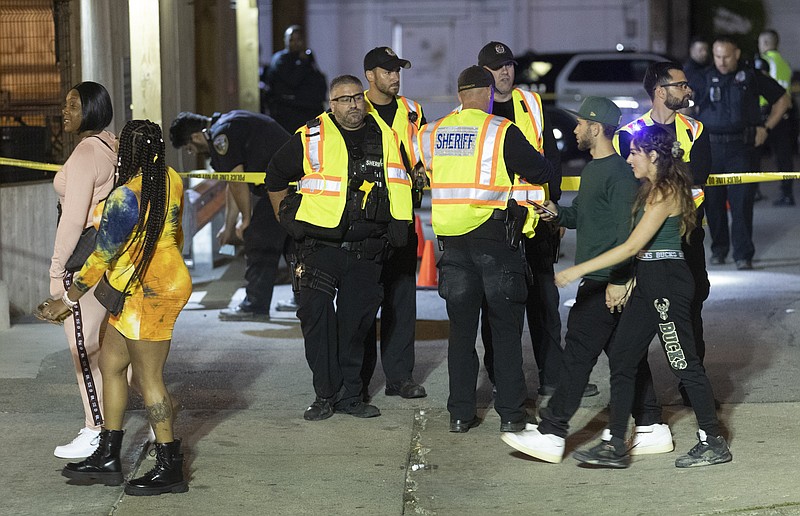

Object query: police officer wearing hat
[690,36,791,270]
[169,111,292,321]
[416,66,553,433]
[476,41,600,399]
[359,47,427,401]
[266,74,415,421]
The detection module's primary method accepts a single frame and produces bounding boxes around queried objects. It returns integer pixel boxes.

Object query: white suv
[554,52,667,124]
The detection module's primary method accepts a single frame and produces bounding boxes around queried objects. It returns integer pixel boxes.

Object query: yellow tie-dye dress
[74,167,192,341]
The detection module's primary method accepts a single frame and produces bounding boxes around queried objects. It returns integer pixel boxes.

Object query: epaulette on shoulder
[306,118,321,128]
[408,111,419,124]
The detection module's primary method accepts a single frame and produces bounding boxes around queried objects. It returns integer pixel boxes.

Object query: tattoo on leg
[146,398,173,425]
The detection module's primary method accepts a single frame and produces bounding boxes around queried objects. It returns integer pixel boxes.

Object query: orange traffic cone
[417,239,438,289]
[415,215,424,258]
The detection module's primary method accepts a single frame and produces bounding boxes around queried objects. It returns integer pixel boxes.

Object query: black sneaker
[337,400,381,418]
[675,431,732,468]
[573,436,630,468]
[303,397,334,421]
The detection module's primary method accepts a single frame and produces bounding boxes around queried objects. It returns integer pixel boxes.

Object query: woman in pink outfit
[50,82,117,459]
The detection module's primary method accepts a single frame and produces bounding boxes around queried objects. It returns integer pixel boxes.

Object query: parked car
[515,50,670,163]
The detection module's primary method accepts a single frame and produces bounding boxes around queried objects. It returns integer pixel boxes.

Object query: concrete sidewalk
[2,180,800,515]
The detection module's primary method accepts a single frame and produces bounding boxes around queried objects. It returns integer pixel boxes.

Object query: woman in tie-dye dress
[39,120,192,495]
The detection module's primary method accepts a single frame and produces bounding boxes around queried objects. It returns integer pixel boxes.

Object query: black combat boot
[61,429,124,485]
[125,440,188,495]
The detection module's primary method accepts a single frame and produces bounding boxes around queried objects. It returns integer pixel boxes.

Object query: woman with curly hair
[38,120,192,495]
[555,125,731,469]
[50,81,116,459]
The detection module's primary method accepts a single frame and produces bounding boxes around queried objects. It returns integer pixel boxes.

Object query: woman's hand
[34,297,72,325]
[554,267,581,288]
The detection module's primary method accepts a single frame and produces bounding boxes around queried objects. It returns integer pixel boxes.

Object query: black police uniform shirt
[208,110,290,175]
[616,121,712,186]
[492,98,562,202]
[690,64,786,134]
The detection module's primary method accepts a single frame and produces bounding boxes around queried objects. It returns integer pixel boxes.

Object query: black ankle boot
[125,440,188,496]
[62,429,124,485]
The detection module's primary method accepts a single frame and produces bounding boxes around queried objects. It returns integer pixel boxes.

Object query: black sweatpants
[607,259,719,440]
[438,220,528,423]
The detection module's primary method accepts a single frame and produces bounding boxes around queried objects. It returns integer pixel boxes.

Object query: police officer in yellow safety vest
[266,74,414,422]
[416,66,553,433]
[359,47,427,401]
[757,29,795,207]
[614,61,714,432]
[476,41,591,400]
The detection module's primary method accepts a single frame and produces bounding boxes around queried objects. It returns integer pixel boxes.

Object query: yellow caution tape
[179,171,265,184]
[5,156,800,192]
[0,157,61,172]
[703,172,800,186]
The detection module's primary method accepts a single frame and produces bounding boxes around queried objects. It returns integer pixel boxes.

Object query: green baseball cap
[567,96,622,127]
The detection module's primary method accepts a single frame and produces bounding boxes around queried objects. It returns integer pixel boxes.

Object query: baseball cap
[478,41,517,69]
[457,66,495,92]
[566,96,622,127]
[363,47,411,71]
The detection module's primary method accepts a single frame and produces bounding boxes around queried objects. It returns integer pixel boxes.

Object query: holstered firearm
[505,198,527,251]
[410,163,428,208]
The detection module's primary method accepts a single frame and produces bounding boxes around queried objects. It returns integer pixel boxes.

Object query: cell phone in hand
[527,200,556,217]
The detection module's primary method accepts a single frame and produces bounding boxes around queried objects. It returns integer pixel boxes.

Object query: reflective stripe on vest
[512,88,544,153]
[615,111,706,208]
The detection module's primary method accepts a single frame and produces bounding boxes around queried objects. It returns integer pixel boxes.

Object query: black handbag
[64,226,98,272]
[93,274,129,316]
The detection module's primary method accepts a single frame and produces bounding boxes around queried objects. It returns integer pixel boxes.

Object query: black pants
[361,225,418,388]
[761,117,795,199]
[482,227,562,387]
[682,216,710,365]
[538,278,661,439]
[438,220,528,422]
[296,243,384,406]
[607,260,719,439]
[706,140,757,262]
[242,195,292,312]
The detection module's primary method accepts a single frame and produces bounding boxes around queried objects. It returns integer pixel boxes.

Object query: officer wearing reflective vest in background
[614,61,714,429]
[359,47,427,401]
[266,75,414,422]
[757,29,795,207]
[689,36,791,270]
[416,66,553,433]
[476,41,592,399]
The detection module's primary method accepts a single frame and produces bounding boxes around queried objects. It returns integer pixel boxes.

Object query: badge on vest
[213,134,229,155]
[435,127,478,156]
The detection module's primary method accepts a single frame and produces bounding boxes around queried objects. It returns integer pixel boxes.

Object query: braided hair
[114,119,169,288]
[630,125,696,239]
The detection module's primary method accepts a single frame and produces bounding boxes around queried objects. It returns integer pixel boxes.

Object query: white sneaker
[501,425,565,463]
[54,427,101,459]
[630,423,674,455]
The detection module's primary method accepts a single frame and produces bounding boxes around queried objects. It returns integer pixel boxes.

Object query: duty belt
[636,249,685,261]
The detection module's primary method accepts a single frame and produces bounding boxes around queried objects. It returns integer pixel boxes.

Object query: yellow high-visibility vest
[614,110,705,207]
[296,112,412,228]
[364,91,424,162]
[417,108,513,236]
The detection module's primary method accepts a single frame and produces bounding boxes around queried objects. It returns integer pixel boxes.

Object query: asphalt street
[1,178,799,515]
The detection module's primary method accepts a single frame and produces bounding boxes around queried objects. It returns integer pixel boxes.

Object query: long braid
[114,120,170,289]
